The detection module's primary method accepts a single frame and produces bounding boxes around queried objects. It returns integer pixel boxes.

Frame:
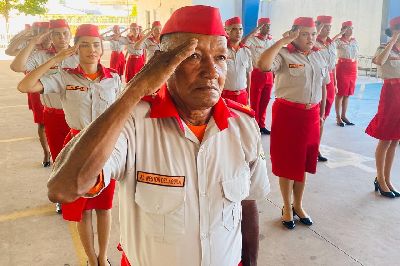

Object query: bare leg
[384,140,399,190]
[375,140,391,192]
[279,177,294,221]
[341,96,349,120]
[77,210,98,266]
[292,174,309,218]
[96,209,112,266]
[38,124,50,163]
[335,95,343,124]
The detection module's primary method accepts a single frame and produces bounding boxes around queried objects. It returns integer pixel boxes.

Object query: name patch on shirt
[137,171,185,187]
[66,85,89,92]
[288,64,305,69]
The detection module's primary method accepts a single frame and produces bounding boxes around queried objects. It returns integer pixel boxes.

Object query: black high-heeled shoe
[292,207,313,226]
[391,189,400,197]
[281,207,295,229]
[336,118,345,127]
[342,117,355,126]
[42,161,51,167]
[374,178,395,198]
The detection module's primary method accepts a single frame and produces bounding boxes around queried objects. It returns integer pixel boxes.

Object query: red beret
[75,24,100,38]
[390,16,400,28]
[225,17,241,27]
[293,17,315,27]
[316,15,332,24]
[342,21,353,27]
[130,23,138,28]
[50,19,69,29]
[38,22,50,29]
[258,18,271,25]
[161,5,227,37]
[152,21,162,28]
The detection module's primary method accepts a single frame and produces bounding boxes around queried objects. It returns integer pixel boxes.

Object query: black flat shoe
[260,127,271,135]
[281,207,295,229]
[42,161,51,167]
[292,208,313,226]
[318,153,328,162]
[342,118,355,126]
[374,178,395,198]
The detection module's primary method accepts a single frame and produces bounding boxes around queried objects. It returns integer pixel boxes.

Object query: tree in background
[0,0,48,40]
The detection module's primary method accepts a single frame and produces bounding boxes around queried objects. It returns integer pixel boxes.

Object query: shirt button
[199,147,204,153]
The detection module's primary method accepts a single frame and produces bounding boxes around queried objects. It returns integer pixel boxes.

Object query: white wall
[192,0,242,21]
[259,0,383,56]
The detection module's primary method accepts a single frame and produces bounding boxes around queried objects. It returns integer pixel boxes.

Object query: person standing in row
[366,16,400,199]
[335,21,359,127]
[222,16,253,105]
[125,23,145,83]
[102,25,128,77]
[258,17,330,229]
[245,18,275,135]
[133,21,162,63]
[17,24,121,266]
[10,21,52,167]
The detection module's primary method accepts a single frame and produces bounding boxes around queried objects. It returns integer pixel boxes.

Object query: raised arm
[47,39,198,203]
[17,45,78,93]
[5,30,32,56]
[241,24,263,45]
[257,29,299,71]
[133,29,152,49]
[373,31,400,66]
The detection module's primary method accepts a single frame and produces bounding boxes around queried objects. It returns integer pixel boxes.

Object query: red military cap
[342,21,353,27]
[50,19,69,29]
[293,17,315,27]
[75,24,100,38]
[316,15,332,24]
[390,16,400,28]
[152,21,162,27]
[32,22,40,28]
[39,22,50,29]
[225,16,241,27]
[258,17,271,25]
[161,5,227,37]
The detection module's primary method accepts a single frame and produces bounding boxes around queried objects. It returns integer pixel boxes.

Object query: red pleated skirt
[270,99,320,182]
[27,93,44,124]
[336,60,357,96]
[366,79,400,140]
[125,54,145,83]
[110,51,126,76]
[61,129,116,222]
[43,107,70,161]
[324,71,336,118]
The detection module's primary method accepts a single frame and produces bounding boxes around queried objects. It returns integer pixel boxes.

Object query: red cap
[342,21,353,27]
[38,22,50,29]
[258,18,271,25]
[316,15,332,24]
[50,19,69,29]
[161,5,227,37]
[32,22,40,28]
[390,16,400,28]
[25,24,31,30]
[152,21,162,28]
[130,23,138,28]
[293,17,315,27]
[75,24,100,38]
[225,17,241,27]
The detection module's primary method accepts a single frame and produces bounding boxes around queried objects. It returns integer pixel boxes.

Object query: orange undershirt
[186,123,207,142]
[84,71,101,81]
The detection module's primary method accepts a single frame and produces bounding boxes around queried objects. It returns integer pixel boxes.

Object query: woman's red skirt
[324,71,336,118]
[110,51,126,76]
[336,59,357,96]
[125,54,145,83]
[27,93,44,124]
[270,99,320,182]
[366,79,400,140]
[61,129,116,222]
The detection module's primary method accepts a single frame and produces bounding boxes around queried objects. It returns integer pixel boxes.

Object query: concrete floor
[0,56,399,266]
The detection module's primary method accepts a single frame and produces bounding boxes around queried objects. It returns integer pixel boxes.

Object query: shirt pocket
[221,165,251,231]
[134,181,185,243]
[288,66,306,77]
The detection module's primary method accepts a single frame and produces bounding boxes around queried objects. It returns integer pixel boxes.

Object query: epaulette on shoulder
[224,98,255,117]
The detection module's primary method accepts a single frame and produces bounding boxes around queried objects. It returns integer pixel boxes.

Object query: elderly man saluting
[47,5,270,266]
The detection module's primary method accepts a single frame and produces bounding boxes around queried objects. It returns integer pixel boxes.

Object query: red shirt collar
[46,44,57,54]
[316,36,332,46]
[145,85,238,132]
[256,33,272,40]
[67,63,113,81]
[287,43,320,54]
[228,40,245,50]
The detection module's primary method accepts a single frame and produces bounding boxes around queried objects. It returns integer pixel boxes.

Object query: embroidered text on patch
[288,63,305,68]
[66,85,89,91]
[137,171,185,187]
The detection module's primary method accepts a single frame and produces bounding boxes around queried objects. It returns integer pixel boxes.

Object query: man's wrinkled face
[226,24,243,43]
[51,27,71,49]
[163,33,228,110]
[294,26,317,51]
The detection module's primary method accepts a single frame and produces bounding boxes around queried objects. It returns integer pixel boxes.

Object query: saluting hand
[126,38,198,97]
[281,28,299,45]
[29,31,51,45]
[53,44,79,64]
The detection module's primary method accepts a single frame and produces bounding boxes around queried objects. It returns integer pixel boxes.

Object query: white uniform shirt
[336,38,359,60]
[271,45,330,104]
[100,89,270,266]
[40,65,122,130]
[374,45,400,79]
[104,36,128,52]
[316,37,337,72]
[224,45,253,91]
[245,35,275,67]
[26,49,79,109]
[141,37,160,62]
